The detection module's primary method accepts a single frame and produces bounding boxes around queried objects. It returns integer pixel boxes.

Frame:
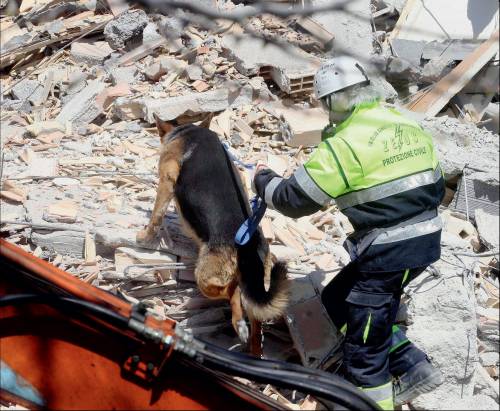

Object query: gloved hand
[251,162,268,194]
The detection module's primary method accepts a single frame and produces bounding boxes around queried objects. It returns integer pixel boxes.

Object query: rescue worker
[253,56,445,410]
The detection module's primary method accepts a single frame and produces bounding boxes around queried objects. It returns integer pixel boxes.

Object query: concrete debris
[421,57,456,84]
[0,1,499,409]
[11,79,44,105]
[109,66,138,85]
[474,209,500,250]
[221,35,319,95]
[55,80,106,128]
[104,9,149,50]
[403,111,500,179]
[70,41,114,66]
[275,104,329,147]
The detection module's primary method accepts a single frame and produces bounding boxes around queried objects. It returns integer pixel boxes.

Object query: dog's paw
[236,319,249,344]
[136,228,155,244]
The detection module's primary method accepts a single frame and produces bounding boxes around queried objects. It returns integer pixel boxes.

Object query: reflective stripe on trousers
[360,381,394,410]
[340,323,410,353]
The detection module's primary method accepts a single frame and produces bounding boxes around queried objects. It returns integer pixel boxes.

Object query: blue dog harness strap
[221,142,266,245]
[235,196,267,246]
[222,142,255,170]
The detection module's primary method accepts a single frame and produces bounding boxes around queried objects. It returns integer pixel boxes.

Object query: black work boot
[393,358,444,406]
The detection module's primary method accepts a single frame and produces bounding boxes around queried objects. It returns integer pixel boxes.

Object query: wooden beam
[406,30,499,117]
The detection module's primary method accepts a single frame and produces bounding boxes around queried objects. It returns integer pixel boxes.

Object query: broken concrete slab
[144,62,166,82]
[25,120,66,137]
[31,230,85,258]
[0,98,32,113]
[55,79,106,128]
[275,105,329,147]
[474,209,499,250]
[0,199,26,220]
[144,88,228,121]
[109,65,138,86]
[221,34,319,95]
[421,57,456,84]
[186,64,203,81]
[115,88,229,122]
[70,40,114,66]
[270,244,301,262]
[441,209,479,243]
[311,0,373,58]
[142,21,162,43]
[104,9,148,50]
[385,56,422,84]
[11,78,44,105]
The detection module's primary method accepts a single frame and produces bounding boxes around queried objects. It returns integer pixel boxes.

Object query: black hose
[0,293,129,329]
[195,340,376,408]
[202,338,341,379]
[193,345,378,410]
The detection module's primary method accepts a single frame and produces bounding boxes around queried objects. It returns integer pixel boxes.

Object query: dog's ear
[198,113,214,129]
[154,113,175,142]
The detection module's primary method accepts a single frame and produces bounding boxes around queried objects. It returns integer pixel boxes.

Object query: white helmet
[314,56,369,100]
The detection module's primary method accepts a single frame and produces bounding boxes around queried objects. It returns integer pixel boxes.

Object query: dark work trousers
[321,261,428,388]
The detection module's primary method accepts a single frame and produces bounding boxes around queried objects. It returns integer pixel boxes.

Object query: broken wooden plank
[407,30,500,117]
[115,38,168,67]
[84,231,97,266]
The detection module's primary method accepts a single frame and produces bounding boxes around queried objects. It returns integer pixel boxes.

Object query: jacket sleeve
[253,168,326,218]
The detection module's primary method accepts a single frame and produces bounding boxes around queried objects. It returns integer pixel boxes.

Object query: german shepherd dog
[137,118,288,355]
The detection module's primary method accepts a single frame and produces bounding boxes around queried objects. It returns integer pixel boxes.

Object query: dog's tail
[239,254,289,322]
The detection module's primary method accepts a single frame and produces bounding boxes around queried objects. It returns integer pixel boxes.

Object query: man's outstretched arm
[253,167,326,218]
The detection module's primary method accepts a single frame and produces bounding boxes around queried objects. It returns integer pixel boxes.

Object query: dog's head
[154,114,176,144]
[154,113,214,144]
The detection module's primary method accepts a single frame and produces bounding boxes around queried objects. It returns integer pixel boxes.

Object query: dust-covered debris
[1,0,498,409]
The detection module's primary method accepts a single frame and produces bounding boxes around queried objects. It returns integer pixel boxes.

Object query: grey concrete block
[11,79,44,105]
[70,41,113,66]
[56,80,106,128]
[142,88,229,122]
[386,56,422,83]
[110,66,138,86]
[405,259,479,409]
[221,34,318,94]
[142,21,162,43]
[475,209,500,250]
[31,230,85,258]
[186,64,203,81]
[311,0,373,58]
[104,9,148,50]
[0,98,31,113]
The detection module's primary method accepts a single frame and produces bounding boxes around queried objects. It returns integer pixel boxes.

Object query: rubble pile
[0,0,498,409]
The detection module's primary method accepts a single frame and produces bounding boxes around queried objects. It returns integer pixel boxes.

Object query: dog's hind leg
[229,284,249,344]
[249,316,263,358]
